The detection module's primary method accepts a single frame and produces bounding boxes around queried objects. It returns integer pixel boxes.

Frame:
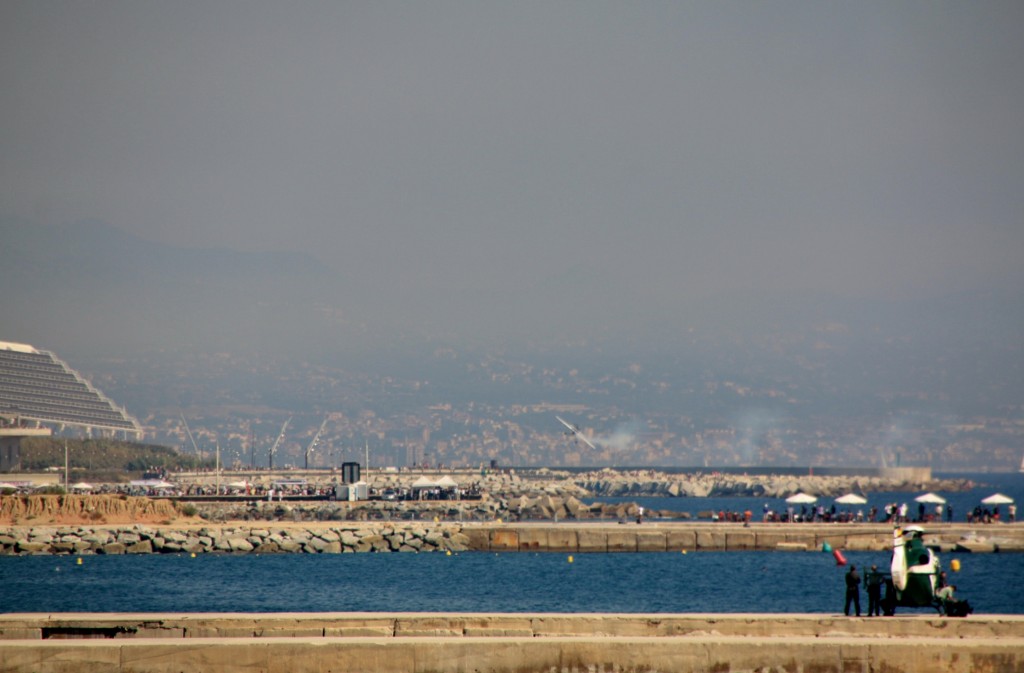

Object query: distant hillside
[0,218,363,358]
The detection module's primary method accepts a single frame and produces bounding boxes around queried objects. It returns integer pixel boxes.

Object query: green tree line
[21,437,210,475]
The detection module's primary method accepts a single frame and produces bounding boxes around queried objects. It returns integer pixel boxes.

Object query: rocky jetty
[569,470,974,499]
[0,470,974,529]
[187,494,662,525]
[0,469,995,558]
[0,523,471,556]
[372,469,594,500]
[365,468,973,502]
[4,521,1020,557]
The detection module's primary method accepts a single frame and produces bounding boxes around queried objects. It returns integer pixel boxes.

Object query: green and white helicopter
[881,525,970,616]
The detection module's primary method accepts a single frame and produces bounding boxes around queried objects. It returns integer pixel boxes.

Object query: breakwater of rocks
[368,469,972,501]
[190,471,974,524]
[192,495,659,525]
[0,524,472,556]
[0,491,653,526]
[4,522,1021,556]
[0,470,975,530]
[568,470,974,499]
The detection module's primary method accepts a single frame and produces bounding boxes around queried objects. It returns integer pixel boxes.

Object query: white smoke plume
[592,418,645,452]
[732,409,785,464]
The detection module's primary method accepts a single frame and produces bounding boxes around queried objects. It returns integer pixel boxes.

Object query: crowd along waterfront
[588,471,1023,523]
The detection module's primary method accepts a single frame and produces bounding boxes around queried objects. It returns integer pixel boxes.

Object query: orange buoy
[833,549,847,566]
[951,559,961,572]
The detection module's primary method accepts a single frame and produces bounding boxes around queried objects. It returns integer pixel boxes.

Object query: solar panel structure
[0,341,142,437]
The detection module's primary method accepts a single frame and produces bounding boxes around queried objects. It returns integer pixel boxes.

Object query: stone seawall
[0,523,471,555]
[2,613,1023,673]
[572,469,964,498]
[3,522,1023,556]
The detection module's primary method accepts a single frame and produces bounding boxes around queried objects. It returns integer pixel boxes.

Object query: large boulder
[100,542,126,555]
[227,537,254,552]
[17,540,49,553]
[127,540,153,554]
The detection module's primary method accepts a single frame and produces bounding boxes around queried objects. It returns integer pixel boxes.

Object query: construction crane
[268,416,292,470]
[180,414,203,464]
[305,416,329,469]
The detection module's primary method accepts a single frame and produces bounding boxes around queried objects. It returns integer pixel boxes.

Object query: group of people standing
[967,504,1016,523]
[882,501,955,524]
[843,564,885,617]
[844,564,968,617]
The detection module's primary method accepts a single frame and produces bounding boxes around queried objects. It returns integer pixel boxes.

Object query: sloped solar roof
[0,341,142,436]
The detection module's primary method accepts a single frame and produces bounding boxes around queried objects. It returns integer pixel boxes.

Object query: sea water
[3,472,1021,614]
[593,472,1024,523]
[3,549,1023,614]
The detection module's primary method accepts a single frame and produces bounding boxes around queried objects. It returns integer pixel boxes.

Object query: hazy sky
[3,1,1023,349]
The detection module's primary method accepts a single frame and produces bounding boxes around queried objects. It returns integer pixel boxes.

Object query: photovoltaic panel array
[0,341,141,436]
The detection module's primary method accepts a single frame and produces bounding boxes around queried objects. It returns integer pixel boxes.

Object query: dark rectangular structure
[341,461,360,484]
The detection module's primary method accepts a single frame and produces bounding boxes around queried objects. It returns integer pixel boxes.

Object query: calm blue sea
[2,472,1021,615]
[2,549,1023,614]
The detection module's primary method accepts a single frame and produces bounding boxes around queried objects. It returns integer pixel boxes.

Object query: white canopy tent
[834,493,867,505]
[914,492,946,504]
[785,492,818,504]
[980,493,1014,505]
[129,479,176,490]
[410,476,438,489]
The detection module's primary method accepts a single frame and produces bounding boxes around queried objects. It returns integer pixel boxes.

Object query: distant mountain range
[0,218,358,358]
[3,217,1021,383]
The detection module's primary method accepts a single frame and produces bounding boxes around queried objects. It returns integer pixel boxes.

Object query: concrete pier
[2,613,1023,673]
[3,522,1023,556]
[468,522,1024,553]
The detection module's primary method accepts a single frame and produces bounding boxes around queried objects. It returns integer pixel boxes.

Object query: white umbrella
[785,492,818,504]
[71,482,94,490]
[980,493,1014,505]
[834,493,867,505]
[914,492,946,504]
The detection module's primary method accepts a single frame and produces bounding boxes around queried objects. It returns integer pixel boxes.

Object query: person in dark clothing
[844,565,861,616]
[866,565,883,617]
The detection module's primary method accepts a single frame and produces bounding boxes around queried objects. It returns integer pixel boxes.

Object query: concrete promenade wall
[471,522,1024,554]
[2,613,1023,673]
[3,522,1023,556]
